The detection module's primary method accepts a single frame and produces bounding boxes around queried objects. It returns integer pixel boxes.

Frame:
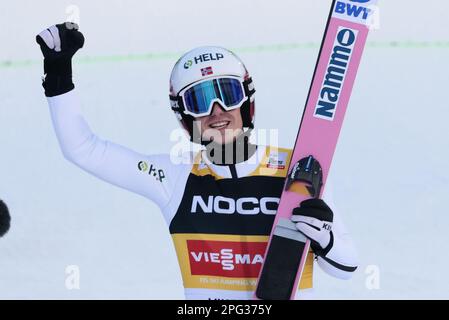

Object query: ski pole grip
[285,155,323,198]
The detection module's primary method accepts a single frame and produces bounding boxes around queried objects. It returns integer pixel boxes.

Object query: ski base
[255,219,307,300]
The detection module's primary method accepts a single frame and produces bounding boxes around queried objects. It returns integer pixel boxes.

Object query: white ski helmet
[169,46,255,141]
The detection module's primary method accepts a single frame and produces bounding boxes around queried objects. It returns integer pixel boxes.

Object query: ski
[255,0,379,300]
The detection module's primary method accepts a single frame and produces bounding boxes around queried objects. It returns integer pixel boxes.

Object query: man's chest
[169,174,286,236]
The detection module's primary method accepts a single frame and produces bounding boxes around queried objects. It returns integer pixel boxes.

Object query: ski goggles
[171,77,253,118]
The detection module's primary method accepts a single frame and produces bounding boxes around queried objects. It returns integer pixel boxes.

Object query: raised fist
[36,22,85,97]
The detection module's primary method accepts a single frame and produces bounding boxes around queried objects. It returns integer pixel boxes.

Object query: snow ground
[0,0,448,299]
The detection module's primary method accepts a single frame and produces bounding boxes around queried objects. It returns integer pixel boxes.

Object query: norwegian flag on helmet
[201,66,213,76]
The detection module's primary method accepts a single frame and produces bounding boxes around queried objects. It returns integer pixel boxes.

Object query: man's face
[194,103,243,144]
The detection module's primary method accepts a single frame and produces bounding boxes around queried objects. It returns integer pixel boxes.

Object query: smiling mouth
[209,120,231,129]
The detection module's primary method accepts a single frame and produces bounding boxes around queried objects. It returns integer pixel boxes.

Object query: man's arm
[315,209,359,280]
[292,198,359,280]
[37,23,188,209]
[48,90,183,207]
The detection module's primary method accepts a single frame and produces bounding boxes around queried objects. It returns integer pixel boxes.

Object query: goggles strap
[170,94,184,112]
[243,77,256,97]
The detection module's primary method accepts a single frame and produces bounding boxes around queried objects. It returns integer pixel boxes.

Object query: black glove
[36,22,85,97]
[291,198,334,257]
[0,199,11,237]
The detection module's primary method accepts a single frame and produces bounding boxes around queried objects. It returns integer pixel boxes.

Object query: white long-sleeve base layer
[47,90,358,300]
